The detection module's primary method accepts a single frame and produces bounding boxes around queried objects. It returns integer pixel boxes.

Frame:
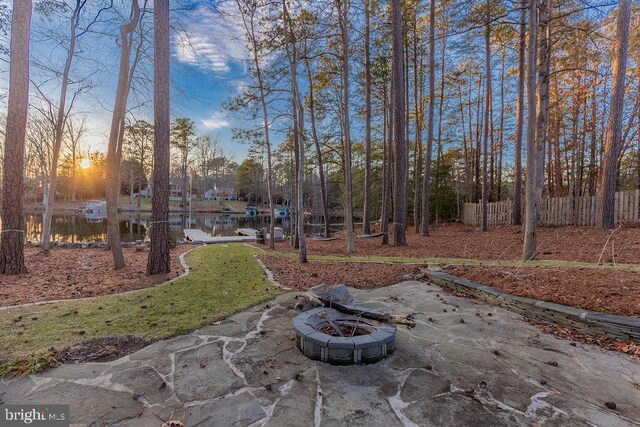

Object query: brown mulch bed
[259,255,424,290]
[447,265,640,317]
[0,245,193,308]
[530,321,640,360]
[263,223,640,264]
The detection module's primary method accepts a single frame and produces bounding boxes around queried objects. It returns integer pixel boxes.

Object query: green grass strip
[0,243,280,367]
[263,250,640,271]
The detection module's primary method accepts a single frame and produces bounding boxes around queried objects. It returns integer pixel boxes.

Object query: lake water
[19,212,340,243]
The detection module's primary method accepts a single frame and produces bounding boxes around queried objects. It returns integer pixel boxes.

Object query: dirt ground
[54,336,152,364]
[259,255,423,290]
[0,245,192,308]
[447,265,640,317]
[267,223,640,264]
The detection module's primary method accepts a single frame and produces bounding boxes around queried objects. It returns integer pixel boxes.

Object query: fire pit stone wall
[294,306,397,365]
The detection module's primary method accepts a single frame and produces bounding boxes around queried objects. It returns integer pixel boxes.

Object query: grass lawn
[263,250,639,271]
[0,244,280,374]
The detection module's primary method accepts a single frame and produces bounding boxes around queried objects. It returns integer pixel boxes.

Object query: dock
[183,229,255,244]
[238,227,285,240]
[237,228,258,236]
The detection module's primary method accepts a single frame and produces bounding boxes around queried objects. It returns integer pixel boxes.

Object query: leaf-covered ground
[259,255,424,289]
[260,223,640,265]
[0,245,191,307]
[0,244,280,372]
[447,264,640,317]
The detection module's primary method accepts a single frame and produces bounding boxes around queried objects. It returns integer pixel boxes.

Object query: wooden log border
[424,270,640,343]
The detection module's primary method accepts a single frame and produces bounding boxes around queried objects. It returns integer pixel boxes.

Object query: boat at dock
[244,205,259,217]
[274,207,290,218]
[83,200,106,214]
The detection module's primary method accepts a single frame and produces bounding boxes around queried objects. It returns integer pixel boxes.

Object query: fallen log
[305,292,416,328]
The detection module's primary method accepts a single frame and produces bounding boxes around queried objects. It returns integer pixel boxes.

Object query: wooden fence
[462,189,640,227]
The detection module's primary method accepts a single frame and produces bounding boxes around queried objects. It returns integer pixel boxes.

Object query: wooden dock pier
[236,228,258,236]
[184,227,285,244]
[183,229,255,244]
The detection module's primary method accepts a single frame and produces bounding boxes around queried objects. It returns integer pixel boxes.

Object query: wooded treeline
[228,0,636,260]
[0,0,636,273]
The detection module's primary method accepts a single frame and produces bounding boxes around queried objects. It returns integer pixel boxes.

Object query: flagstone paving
[1,281,639,426]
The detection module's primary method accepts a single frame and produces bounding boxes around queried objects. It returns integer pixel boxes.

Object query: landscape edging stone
[424,271,640,342]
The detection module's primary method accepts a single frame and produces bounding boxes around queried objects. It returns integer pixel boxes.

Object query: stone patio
[1,281,639,426]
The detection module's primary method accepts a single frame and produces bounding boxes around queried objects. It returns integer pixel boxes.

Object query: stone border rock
[294,307,396,365]
[254,256,292,291]
[424,270,640,343]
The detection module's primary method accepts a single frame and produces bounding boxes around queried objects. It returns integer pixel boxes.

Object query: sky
[168,2,253,160]
[0,1,258,162]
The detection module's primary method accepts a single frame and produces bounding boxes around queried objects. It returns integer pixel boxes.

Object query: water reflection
[18,212,292,243]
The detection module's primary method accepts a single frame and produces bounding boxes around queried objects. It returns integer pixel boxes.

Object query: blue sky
[0,1,256,161]
[168,2,253,160]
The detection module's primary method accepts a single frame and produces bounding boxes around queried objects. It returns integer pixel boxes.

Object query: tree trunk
[481,1,491,232]
[147,0,171,275]
[181,152,188,209]
[497,48,505,201]
[391,0,407,246]
[283,0,306,261]
[523,0,538,260]
[0,0,32,275]
[412,18,423,234]
[535,0,550,226]
[252,19,276,249]
[434,25,447,221]
[41,1,82,252]
[588,74,598,196]
[421,0,436,236]
[305,59,330,238]
[362,0,372,235]
[382,86,393,245]
[381,93,388,238]
[291,121,299,249]
[71,140,76,202]
[459,86,472,203]
[337,0,355,253]
[598,0,631,229]
[105,0,139,270]
[476,77,483,202]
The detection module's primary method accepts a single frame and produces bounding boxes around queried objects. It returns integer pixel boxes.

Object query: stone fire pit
[294,306,397,365]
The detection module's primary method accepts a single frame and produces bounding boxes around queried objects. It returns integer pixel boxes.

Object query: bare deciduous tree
[40,0,112,252]
[105,0,141,270]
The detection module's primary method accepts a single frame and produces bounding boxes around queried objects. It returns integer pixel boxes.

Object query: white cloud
[231,79,250,94]
[202,111,231,130]
[173,4,248,74]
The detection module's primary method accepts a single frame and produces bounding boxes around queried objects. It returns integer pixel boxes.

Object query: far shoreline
[22,199,275,215]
